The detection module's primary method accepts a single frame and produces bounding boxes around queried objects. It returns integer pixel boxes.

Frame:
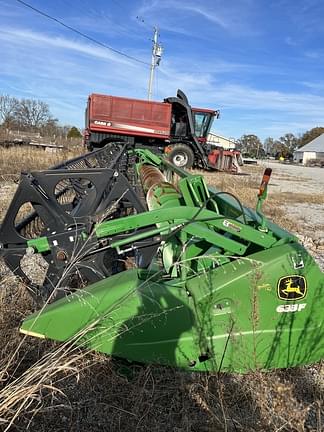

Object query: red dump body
[87,94,172,139]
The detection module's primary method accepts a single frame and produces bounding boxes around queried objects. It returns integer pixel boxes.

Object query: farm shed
[294,133,324,164]
[207,133,236,150]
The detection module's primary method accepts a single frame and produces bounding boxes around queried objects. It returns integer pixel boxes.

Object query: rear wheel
[168,144,194,169]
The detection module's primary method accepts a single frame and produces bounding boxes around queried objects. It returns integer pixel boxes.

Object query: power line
[15,0,149,66]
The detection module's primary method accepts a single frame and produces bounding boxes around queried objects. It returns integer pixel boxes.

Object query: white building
[207,133,236,150]
[294,133,324,164]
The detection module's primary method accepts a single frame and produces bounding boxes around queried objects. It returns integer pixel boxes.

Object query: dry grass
[0,278,322,432]
[0,284,322,432]
[0,145,84,179]
[202,170,297,231]
[275,192,324,205]
[0,146,85,223]
[0,154,323,431]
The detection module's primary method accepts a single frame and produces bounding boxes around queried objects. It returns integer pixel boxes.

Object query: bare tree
[40,118,60,137]
[15,99,54,129]
[0,95,19,128]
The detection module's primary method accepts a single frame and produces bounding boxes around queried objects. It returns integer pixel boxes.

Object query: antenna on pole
[148,27,163,100]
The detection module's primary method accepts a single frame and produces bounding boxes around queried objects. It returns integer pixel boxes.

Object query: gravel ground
[259,160,324,193]
[258,161,324,229]
[253,160,324,270]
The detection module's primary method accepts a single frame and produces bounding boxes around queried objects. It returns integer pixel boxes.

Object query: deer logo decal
[277,275,307,300]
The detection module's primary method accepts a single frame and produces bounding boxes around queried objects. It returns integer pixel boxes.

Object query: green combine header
[0,144,323,373]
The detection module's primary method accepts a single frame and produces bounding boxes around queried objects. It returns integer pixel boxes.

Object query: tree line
[236,127,324,159]
[0,94,81,139]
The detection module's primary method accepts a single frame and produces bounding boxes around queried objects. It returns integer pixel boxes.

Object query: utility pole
[148,27,163,101]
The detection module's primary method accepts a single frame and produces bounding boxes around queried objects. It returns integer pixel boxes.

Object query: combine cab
[0,144,323,373]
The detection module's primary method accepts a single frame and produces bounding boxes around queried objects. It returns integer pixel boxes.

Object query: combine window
[194,112,213,138]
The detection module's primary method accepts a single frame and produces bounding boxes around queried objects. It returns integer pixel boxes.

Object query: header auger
[0,143,323,373]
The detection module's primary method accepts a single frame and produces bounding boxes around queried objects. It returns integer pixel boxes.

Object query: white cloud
[0,26,150,126]
[173,4,229,29]
[213,84,324,117]
[0,27,144,67]
[301,81,324,91]
[136,0,257,35]
[304,51,321,59]
[285,36,297,46]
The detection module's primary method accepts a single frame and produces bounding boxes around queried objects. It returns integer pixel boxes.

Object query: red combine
[85,89,241,172]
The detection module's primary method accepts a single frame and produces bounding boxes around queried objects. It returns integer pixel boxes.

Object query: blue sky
[1,0,324,141]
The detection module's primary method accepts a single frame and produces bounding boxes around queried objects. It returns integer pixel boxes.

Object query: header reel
[0,144,146,299]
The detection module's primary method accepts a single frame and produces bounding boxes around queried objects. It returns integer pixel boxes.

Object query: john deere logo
[277,276,307,301]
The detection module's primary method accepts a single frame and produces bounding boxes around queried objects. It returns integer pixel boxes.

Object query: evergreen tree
[67,126,82,139]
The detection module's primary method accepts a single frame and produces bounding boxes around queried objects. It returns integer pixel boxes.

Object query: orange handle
[258,168,272,197]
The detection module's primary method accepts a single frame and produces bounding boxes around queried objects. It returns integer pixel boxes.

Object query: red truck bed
[88,94,172,139]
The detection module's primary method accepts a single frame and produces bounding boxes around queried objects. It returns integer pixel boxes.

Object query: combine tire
[168,144,194,169]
